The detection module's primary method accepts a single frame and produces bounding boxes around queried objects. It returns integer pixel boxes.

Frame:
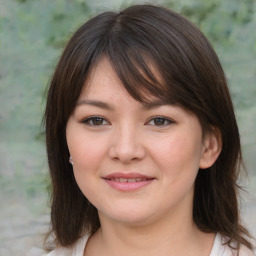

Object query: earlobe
[69,156,73,165]
[199,127,222,169]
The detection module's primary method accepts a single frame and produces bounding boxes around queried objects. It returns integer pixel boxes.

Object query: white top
[209,233,254,256]
[44,233,255,256]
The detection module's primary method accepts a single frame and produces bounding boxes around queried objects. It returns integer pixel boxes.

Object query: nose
[108,124,146,163]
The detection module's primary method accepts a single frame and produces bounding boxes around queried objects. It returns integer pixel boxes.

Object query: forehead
[79,56,167,104]
[83,57,122,92]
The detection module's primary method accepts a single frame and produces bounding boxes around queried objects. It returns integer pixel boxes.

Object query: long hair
[44,4,253,250]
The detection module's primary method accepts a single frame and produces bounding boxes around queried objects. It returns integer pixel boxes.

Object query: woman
[44,4,254,256]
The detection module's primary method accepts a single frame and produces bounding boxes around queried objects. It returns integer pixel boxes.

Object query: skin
[66,57,222,256]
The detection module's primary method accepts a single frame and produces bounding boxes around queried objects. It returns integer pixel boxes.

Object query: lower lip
[104,179,154,191]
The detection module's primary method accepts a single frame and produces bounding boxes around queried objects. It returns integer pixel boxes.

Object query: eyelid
[80,115,110,126]
[146,116,175,126]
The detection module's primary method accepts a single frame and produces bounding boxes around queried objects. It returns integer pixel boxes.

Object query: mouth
[103,173,155,191]
[105,177,152,182]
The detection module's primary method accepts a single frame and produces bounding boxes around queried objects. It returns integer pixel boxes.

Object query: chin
[98,205,157,226]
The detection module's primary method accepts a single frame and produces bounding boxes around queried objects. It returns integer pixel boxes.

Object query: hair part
[44,4,253,251]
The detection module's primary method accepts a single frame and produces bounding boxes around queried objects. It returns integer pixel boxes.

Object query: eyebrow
[76,99,172,110]
[76,99,114,110]
[142,100,172,110]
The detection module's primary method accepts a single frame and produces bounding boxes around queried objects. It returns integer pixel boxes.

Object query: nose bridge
[109,121,145,162]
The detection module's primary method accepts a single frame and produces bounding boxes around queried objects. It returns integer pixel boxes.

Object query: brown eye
[91,117,104,125]
[82,116,109,126]
[147,117,174,126]
[153,118,166,126]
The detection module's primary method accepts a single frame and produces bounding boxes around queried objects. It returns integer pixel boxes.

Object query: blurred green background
[0,0,255,255]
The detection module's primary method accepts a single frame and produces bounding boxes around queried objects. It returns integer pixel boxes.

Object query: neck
[85,208,215,256]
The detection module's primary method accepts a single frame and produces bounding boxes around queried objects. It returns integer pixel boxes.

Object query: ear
[199,127,222,169]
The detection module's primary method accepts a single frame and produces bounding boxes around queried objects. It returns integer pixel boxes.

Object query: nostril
[107,130,146,163]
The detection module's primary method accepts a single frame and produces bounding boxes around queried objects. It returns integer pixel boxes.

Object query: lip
[103,172,155,192]
[104,172,153,180]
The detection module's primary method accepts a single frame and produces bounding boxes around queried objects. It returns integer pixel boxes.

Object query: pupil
[154,118,164,125]
[93,118,103,125]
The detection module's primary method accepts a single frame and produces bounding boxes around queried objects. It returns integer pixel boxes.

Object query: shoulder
[43,236,89,256]
[238,245,255,256]
[210,233,255,256]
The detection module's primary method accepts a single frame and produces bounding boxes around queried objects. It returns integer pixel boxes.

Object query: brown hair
[44,4,253,251]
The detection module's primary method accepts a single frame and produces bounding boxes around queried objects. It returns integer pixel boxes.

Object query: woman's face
[66,57,211,226]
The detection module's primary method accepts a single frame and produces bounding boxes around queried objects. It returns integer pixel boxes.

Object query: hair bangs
[105,47,169,104]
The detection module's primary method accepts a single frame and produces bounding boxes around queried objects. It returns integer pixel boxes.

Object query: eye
[81,116,110,126]
[147,117,174,126]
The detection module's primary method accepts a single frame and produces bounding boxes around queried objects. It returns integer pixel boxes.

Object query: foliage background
[0,0,255,254]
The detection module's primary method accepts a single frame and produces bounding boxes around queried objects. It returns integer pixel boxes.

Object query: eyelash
[80,116,174,127]
[81,116,110,126]
[146,116,175,126]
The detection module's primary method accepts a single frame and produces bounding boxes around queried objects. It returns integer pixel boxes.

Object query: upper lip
[103,172,154,180]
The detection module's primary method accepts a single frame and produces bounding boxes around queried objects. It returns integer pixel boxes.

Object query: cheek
[150,132,203,179]
[68,134,107,200]
[69,136,107,173]
[66,122,106,165]
[66,125,107,189]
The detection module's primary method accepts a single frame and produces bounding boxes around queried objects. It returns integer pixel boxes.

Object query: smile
[106,178,150,182]
[103,173,155,191]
